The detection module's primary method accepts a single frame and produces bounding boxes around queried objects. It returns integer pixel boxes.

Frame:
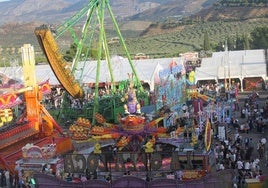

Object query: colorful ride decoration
[21,143,56,159]
[93,142,101,154]
[116,136,132,151]
[204,118,212,151]
[69,117,91,140]
[0,108,13,125]
[186,70,196,85]
[94,113,106,124]
[0,80,50,110]
[122,74,141,115]
[188,89,215,104]
[0,93,22,110]
[0,80,52,128]
[181,52,200,86]
[0,44,64,139]
[182,170,206,180]
[154,61,186,111]
[69,112,166,152]
[0,44,73,176]
[39,80,51,95]
[120,115,146,133]
[145,136,156,153]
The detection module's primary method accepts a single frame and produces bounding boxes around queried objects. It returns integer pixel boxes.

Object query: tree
[235,33,250,50]
[203,31,211,51]
[214,41,225,51]
[243,33,250,50]
[227,37,236,50]
[250,26,268,49]
[64,43,77,62]
[64,43,105,62]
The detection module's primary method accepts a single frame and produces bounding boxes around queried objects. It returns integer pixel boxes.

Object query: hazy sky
[0,0,10,2]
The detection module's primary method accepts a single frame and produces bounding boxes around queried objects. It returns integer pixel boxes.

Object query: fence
[34,169,234,188]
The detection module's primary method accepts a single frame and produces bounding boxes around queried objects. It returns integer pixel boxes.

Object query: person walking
[257,140,264,159]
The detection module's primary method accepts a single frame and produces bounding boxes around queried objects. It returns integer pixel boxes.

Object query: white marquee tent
[0,49,266,91]
[195,49,267,90]
[0,56,183,91]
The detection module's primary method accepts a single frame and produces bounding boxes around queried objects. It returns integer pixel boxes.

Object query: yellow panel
[35,26,84,99]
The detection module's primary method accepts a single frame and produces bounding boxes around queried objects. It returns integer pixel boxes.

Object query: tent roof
[195,49,267,82]
[0,56,183,87]
[0,49,266,88]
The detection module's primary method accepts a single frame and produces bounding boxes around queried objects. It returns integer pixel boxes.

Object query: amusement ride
[0,0,166,177]
[35,0,148,124]
[0,44,73,175]
[0,0,222,186]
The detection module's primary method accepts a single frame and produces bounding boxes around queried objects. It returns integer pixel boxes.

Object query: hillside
[140,3,268,36]
[109,18,268,58]
[0,0,216,48]
[129,0,218,21]
[1,17,267,62]
[0,0,268,63]
[0,0,77,24]
[0,0,216,25]
[194,6,268,21]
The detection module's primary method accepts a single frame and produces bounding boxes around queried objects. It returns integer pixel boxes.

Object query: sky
[0,0,10,2]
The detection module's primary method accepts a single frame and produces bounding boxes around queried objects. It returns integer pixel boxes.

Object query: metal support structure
[71,6,95,73]
[39,0,145,124]
[55,1,98,38]
[106,2,143,91]
[92,0,106,123]
[21,44,40,131]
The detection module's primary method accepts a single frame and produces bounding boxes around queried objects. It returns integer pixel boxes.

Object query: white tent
[1,49,266,91]
[73,56,183,90]
[195,49,267,90]
[0,56,183,91]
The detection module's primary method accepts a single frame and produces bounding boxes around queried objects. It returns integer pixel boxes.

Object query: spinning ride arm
[35,25,84,99]
[106,3,143,92]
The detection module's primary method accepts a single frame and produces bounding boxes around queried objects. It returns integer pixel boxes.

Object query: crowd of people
[2,78,267,187]
[0,169,14,188]
[214,134,266,187]
[212,89,268,187]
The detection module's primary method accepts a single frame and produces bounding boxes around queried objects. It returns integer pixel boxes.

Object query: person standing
[0,170,2,188]
[257,140,264,159]
[176,170,183,181]
[4,169,10,188]
[122,81,141,115]
[244,161,250,172]
[237,159,244,172]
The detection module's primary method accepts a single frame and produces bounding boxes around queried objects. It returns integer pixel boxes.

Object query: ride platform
[0,124,73,174]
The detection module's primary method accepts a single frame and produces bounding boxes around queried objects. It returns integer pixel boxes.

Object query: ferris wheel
[35,0,144,123]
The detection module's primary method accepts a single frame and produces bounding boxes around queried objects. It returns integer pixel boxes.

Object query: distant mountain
[193,5,268,21]
[0,0,83,25]
[129,0,218,21]
[0,0,267,59]
[0,0,217,25]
